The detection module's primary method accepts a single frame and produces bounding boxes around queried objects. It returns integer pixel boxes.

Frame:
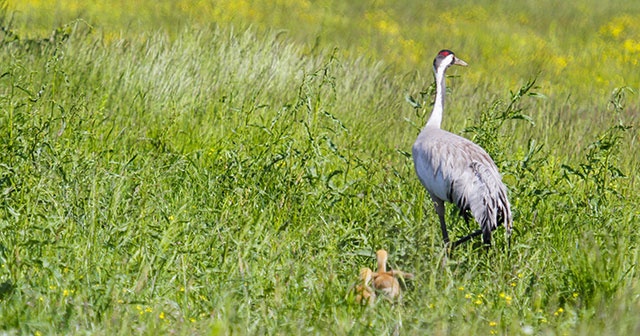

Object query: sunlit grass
[0,0,639,335]
[6,0,640,99]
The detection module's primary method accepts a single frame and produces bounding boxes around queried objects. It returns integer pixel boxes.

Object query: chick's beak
[454,57,468,66]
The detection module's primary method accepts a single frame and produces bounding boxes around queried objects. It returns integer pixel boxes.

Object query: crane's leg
[430,195,449,245]
[482,227,492,246]
[452,229,482,248]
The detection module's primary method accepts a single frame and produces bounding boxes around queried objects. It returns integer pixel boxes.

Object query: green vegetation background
[0,0,639,334]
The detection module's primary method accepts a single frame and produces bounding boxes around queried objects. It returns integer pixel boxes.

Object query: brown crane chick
[372,249,414,302]
[354,267,376,306]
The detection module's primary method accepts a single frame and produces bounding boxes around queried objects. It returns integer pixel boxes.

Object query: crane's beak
[454,57,468,66]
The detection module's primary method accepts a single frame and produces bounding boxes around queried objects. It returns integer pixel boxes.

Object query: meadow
[0,0,639,334]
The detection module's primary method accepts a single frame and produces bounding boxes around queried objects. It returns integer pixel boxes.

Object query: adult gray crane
[412,50,512,248]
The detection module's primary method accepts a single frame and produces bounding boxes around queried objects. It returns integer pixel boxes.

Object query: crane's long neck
[426,65,447,129]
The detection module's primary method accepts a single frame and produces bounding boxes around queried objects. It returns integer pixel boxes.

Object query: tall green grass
[0,1,639,335]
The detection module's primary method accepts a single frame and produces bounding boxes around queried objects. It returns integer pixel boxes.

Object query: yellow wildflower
[623,39,640,53]
[504,295,513,306]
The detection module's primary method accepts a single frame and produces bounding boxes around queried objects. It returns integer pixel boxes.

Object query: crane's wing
[412,127,512,234]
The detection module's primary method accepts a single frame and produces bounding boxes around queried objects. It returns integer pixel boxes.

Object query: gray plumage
[412,50,512,247]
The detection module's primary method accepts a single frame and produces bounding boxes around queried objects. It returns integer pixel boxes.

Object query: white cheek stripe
[436,54,454,80]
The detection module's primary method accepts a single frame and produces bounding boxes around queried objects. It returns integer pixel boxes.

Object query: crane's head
[433,50,467,75]
[376,249,388,261]
[359,267,373,282]
[375,249,389,272]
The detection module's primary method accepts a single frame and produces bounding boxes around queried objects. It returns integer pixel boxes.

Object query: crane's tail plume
[466,161,512,245]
